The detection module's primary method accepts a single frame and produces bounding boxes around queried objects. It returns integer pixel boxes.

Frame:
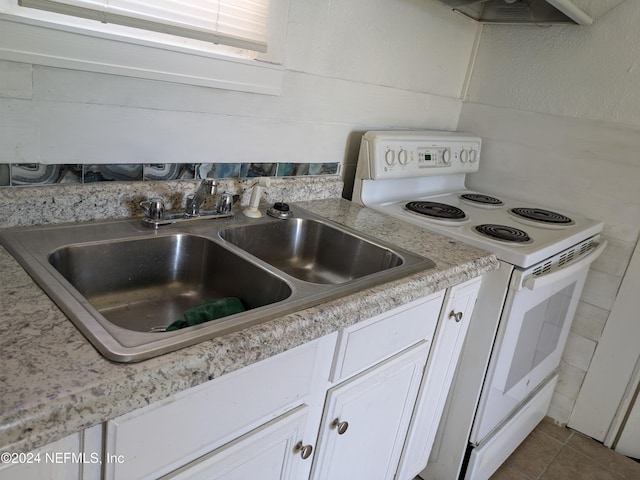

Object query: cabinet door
[162,405,312,480]
[311,342,430,480]
[397,277,481,480]
[0,431,91,480]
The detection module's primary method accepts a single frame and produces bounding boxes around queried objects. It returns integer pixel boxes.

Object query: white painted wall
[0,0,479,197]
[459,0,640,427]
[466,2,640,126]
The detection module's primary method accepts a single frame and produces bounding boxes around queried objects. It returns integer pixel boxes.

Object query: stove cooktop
[375,191,603,268]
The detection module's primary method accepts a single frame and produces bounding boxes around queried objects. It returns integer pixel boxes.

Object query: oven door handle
[523,240,607,291]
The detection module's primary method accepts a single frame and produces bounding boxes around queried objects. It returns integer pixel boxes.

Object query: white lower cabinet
[3,278,484,480]
[310,341,431,480]
[397,277,481,480]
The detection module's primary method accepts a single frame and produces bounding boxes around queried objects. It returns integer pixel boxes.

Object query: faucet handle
[216,192,234,214]
[203,178,217,194]
[140,198,165,220]
[185,194,198,216]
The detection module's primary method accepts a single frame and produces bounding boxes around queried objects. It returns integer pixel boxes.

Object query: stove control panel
[416,147,450,167]
[358,131,481,180]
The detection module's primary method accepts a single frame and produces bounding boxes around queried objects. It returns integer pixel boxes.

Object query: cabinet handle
[448,310,463,322]
[331,418,349,435]
[294,441,313,460]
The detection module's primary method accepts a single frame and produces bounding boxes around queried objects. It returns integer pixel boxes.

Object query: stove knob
[469,149,478,163]
[460,149,469,163]
[398,149,409,166]
[384,149,396,166]
[442,149,451,165]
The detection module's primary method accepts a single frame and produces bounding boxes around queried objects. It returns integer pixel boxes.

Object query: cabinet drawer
[104,333,336,480]
[331,292,444,382]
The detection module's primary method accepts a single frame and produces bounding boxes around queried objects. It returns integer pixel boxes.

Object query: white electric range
[353,131,606,480]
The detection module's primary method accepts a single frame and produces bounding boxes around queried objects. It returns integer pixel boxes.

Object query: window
[0,0,285,94]
[19,0,269,52]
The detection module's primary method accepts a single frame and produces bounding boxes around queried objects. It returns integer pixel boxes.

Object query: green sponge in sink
[165,297,245,331]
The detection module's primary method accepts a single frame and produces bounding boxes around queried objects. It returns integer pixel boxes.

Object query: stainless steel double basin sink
[1,205,435,362]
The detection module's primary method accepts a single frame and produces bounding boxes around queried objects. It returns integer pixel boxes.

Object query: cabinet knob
[331,418,349,435]
[294,441,313,459]
[448,310,463,322]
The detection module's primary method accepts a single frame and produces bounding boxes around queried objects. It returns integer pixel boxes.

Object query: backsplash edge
[0,162,340,187]
[0,176,345,229]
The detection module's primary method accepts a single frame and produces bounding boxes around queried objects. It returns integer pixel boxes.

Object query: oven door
[470,239,607,445]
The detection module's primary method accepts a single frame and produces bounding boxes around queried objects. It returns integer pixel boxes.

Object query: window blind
[18,0,270,52]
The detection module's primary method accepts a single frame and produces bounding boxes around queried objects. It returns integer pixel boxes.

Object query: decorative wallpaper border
[0,162,340,187]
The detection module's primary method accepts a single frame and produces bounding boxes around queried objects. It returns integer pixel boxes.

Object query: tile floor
[488,417,640,479]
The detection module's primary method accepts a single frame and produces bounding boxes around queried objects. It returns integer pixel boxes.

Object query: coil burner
[474,224,532,244]
[405,201,466,221]
[510,208,573,225]
[460,193,504,207]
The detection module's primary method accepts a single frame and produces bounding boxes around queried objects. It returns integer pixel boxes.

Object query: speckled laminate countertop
[0,179,498,455]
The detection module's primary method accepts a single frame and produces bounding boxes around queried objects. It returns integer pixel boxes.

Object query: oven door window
[493,272,585,403]
[505,282,576,392]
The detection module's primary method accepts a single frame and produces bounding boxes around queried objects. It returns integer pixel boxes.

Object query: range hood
[439,0,593,25]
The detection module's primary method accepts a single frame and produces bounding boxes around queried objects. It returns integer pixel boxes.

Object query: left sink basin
[49,234,292,333]
[0,218,299,362]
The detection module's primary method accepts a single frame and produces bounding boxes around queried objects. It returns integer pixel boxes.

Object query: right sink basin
[219,218,404,284]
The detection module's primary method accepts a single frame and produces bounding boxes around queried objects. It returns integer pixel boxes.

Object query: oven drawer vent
[531,237,597,278]
[579,239,596,256]
[532,261,552,277]
[558,250,575,267]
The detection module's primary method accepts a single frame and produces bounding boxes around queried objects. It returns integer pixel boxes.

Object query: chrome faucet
[186,178,217,217]
[140,178,235,229]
